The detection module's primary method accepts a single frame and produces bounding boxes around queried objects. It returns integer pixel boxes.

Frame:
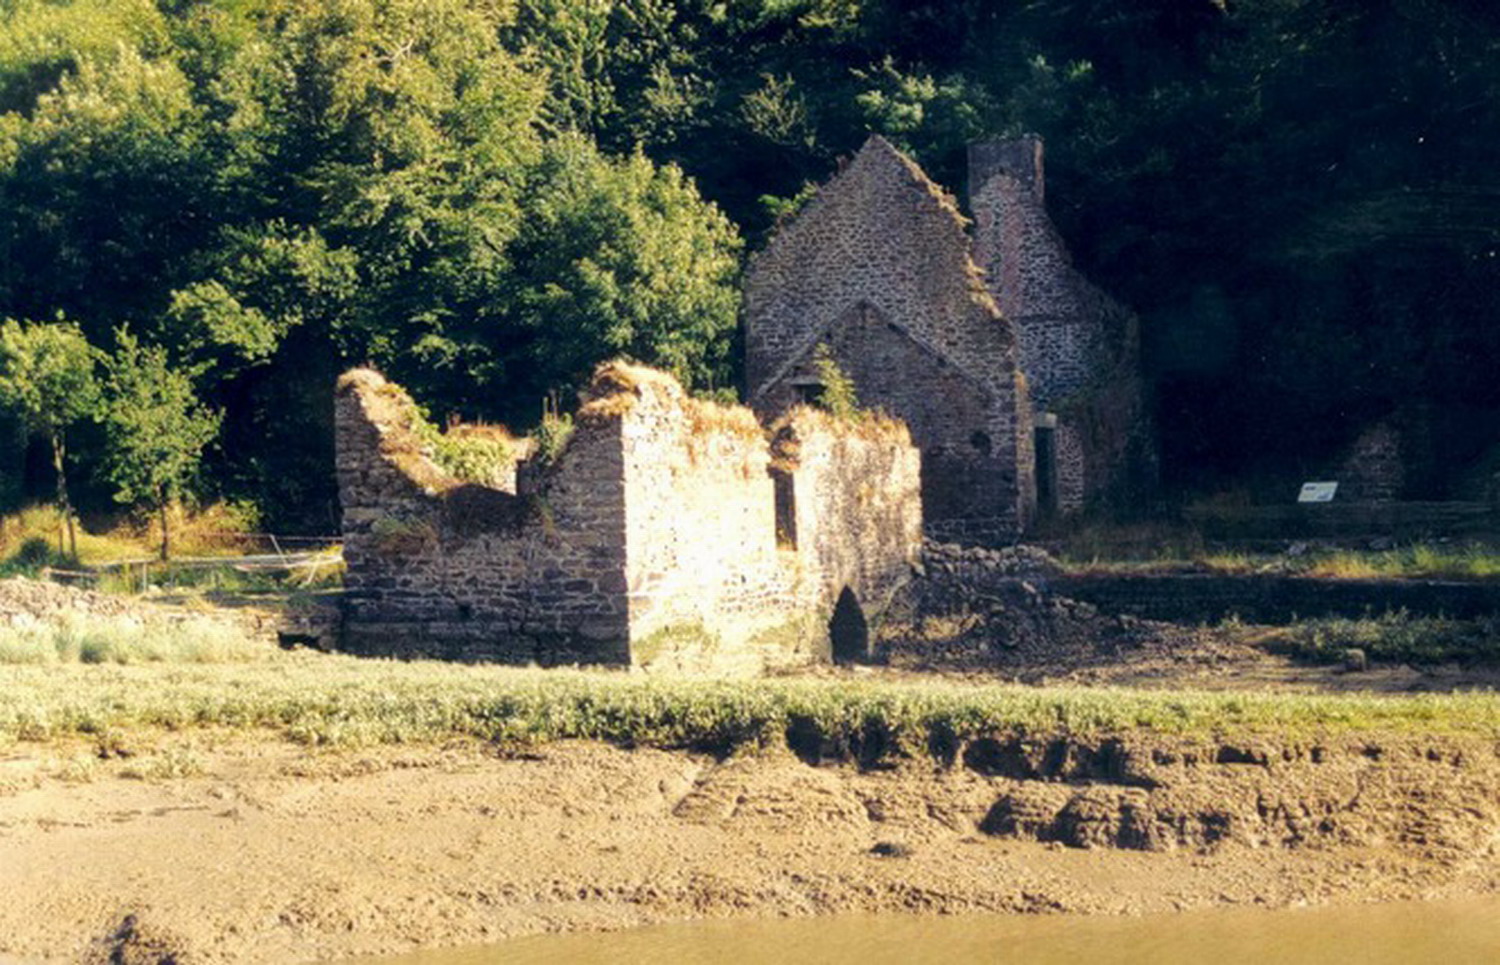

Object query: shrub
[532,408,575,465]
[813,343,862,421]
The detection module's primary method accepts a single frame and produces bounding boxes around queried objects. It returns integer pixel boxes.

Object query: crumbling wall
[1334,422,1405,503]
[745,135,1033,542]
[336,368,631,663]
[970,138,1155,516]
[607,365,814,673]
[775,408,924,623]
[336,363,925,673]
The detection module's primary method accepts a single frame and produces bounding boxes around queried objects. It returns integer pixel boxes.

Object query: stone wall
[1048,572,1500,624]
[336,362,923,673]
[336,368,631,663]
[776,408,924,621]
[969,137,1155,515]
[744,135,1033,543]
[1334,422,1405,503]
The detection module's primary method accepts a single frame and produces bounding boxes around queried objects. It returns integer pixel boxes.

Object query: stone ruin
[335,361,922,672]
[745,135,1034,545]
[969,136,1155,518]
[745,135,1154,541]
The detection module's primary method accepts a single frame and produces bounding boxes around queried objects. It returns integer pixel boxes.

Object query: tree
[101,330,220,560]
[0,317,100,557]
[495,134,742,413]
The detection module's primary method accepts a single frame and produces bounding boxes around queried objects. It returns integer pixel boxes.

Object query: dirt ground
[1,730,1498,964]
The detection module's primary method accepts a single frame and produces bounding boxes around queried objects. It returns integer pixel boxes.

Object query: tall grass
[0,501,262,567]
[0,612,274,666]
[2,653,1498,752]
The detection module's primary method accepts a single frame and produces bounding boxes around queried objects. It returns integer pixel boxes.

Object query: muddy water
[360,899,1500,964]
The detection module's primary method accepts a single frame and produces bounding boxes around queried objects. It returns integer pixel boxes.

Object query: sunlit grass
[0,501,265,568]
[0,611,275,666]
[1304,545,1500,581]
[1058,537,1500,582]
[2,650,1497,753]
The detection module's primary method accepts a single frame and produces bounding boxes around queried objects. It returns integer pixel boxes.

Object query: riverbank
[2,716,1499,962]
[3,580,1500,963]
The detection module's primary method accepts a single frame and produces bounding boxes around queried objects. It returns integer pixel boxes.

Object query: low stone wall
[1183,502,1498,541]
[1047,573,1500,624]
[337,369,632,664]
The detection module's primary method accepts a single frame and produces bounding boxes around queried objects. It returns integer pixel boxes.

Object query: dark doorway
[829,587,869,663]
[772,468,797,549]
[1035,422,1057,518]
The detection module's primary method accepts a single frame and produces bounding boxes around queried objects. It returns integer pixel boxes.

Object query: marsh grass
[1261,611,1500,666]
[2,652,1498,755]
[0,612,274,666]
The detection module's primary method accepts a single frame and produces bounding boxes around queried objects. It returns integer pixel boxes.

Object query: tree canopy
[1,0,1497,528]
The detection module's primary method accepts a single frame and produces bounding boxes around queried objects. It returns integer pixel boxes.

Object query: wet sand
[1,734,1497,963]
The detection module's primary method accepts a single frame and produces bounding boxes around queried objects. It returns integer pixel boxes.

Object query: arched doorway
[829,587,869,664]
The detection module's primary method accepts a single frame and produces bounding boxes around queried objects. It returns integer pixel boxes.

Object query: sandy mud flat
[0,733,1497,963]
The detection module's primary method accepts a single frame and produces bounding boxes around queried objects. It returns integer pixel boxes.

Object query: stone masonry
[336,362,921,673]
[745,135,1035,544]
[969,135,1155,516]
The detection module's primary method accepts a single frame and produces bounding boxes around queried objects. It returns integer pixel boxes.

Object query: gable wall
[745,137,1033,540]
[970,151,1155,514]
[758,302,1028,535]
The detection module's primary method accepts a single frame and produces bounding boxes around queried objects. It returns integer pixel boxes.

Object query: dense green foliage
[0,316,98,553]
[99,329,222,557]
[0,0,1496,528]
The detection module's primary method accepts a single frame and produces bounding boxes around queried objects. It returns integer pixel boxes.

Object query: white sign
[1298,481,1338,503]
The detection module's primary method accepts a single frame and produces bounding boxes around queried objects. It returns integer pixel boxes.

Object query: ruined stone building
[336,362,921,672]
[745,135,1152,540]
[968,136,1154,517]
[744,136,1034,544]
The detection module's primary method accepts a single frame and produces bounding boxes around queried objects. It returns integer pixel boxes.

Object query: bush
[813,343,862,421]
[14,536,56,567]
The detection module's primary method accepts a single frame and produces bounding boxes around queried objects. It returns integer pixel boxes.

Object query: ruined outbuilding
[746,134,1153,539]
[969,136,1155,516]
[745,135,1035,544]
[335,362,921,672]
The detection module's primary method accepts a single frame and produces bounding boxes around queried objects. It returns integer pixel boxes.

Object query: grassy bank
[4,651,1500,755]
[1254,611,1500,666]
[1058,539,1500,582]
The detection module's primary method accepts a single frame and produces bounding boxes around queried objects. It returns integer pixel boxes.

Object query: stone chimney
[968,135,1045,206]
